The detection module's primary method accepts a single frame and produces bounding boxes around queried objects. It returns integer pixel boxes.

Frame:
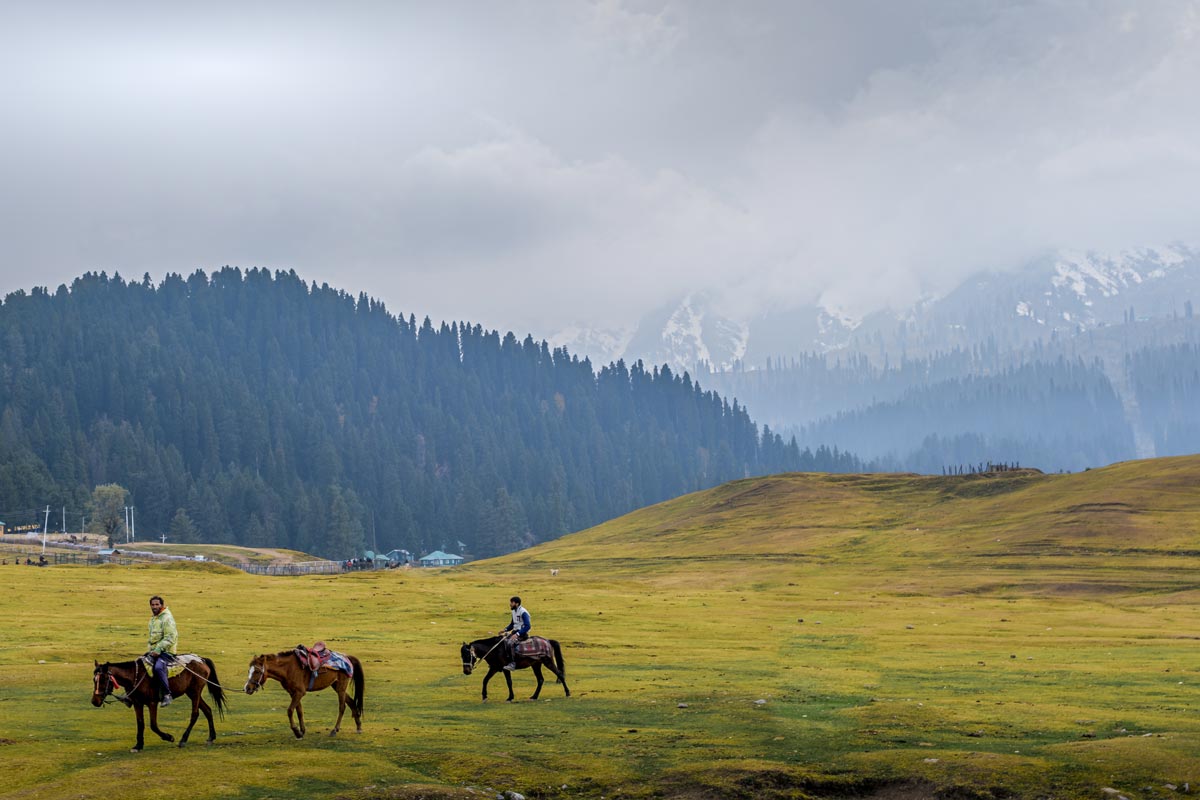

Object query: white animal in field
[550,568,559,576]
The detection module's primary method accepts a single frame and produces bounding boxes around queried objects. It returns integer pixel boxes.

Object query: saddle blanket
[324,651,354,677]
[140,653,203,678]
[515,636,552,660]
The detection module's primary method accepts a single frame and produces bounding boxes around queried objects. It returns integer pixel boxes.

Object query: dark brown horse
[460,635,569,702]
[91,656,228,752]
[243,651,364,738]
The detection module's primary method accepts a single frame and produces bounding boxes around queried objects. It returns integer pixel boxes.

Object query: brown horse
[91,656,228,752]
[243,651,364,738]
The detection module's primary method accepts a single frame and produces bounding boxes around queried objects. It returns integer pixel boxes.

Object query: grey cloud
[2,1,1198,335]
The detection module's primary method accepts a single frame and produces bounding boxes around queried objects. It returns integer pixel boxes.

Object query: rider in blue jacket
[500,596,530,670]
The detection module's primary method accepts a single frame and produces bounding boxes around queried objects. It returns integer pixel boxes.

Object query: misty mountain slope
[793,358,1136,473]
[553,246,1199,473]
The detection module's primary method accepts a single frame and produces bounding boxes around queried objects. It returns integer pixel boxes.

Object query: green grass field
[2,456,1198,799]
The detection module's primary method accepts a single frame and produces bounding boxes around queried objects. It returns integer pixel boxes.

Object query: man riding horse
[146,595,177,706]
[499,595,530,671]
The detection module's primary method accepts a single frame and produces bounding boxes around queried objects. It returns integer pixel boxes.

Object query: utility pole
[124,506,129,543]
[62,506,66,535]
[161,532,167,544]
[131,506,135,542]
[42,505,51,554]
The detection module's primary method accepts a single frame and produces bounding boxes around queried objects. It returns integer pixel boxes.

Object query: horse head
[91,661,115,707]
[244,654,269,695]
[460,642,477,675]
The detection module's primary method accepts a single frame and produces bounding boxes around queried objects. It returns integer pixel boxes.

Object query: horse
[91,656,228,752]
[460,635,570,702]
[243,651,364,738]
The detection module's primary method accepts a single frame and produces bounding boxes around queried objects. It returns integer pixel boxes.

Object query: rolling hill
[2,455,1197,799]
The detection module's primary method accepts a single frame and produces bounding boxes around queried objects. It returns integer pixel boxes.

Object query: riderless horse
[91,656,228,752]
[244,650,364,738]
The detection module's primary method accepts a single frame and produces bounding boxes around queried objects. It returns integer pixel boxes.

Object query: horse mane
[98,658,141,670]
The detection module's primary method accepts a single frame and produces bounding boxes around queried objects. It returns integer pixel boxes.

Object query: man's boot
[503,639,516,670]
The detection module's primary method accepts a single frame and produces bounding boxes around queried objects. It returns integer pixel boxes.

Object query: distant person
[146,595,178,706]
[499,595,531,671]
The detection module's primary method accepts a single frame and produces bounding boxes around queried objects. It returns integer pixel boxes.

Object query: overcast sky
[3,1,1199,334]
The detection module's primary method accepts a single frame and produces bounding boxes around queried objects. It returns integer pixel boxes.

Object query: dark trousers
[152,654,175,697]
[505,632,528,662]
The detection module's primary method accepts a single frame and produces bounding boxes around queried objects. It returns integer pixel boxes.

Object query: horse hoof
[328,730,338,737]
[177,741,186,748]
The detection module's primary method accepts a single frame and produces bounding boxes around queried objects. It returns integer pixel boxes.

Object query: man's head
[510,596,521,609]
[149,596,165,615]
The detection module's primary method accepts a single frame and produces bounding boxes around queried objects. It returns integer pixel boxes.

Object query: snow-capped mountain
[555,245,1199,374]
[835,244,1199,361]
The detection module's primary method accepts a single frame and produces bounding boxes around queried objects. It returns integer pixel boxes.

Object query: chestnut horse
[91,656,228,752]
[243,651,364,738]
[460,635,569,702]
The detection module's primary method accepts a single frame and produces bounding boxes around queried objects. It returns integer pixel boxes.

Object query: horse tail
[202,657,229,719]
[551,639,566,682]
[350,655,365,718]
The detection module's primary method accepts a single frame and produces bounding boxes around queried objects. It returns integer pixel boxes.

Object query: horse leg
[503,669,515,702]
[531,663,545,700]
[197,696,217,744]
[177,687,201,747]
[148,702,175,743]
[287,691,305,739]
[543,659,571,697]
[481,667,498,702]
[132,703,146,752]
[294,690,307,743]
[330,678,347,736]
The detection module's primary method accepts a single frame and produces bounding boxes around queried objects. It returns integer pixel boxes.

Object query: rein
[96,661,148,705]
[465,636,509,671]
[180,661,229,691]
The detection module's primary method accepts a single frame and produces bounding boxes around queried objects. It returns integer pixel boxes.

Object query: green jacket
[148,608,178,655]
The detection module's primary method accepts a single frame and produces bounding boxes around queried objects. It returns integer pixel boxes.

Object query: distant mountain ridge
[550,245,1200,473]
[553,245,1199,373]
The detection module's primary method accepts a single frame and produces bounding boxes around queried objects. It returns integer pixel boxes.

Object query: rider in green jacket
[147,595,178,706]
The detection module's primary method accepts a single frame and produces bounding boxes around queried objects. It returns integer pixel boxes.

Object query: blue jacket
[505,606,531,636]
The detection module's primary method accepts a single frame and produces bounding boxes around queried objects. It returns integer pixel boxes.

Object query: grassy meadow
[2,456,1199,799]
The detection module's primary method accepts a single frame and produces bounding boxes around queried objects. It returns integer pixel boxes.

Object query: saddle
[294,642,331,672]
[139,653,202,678]
[514,636,552,660]
[294,642,353,689]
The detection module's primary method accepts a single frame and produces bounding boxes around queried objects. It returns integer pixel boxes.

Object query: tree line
[0,268,863,559]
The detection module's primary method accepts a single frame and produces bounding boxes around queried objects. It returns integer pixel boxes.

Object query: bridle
[461,645,479,674]
[94,662,145,705]
[245,658,270,693]
[93,667,119,701]
[462,637,509,674]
